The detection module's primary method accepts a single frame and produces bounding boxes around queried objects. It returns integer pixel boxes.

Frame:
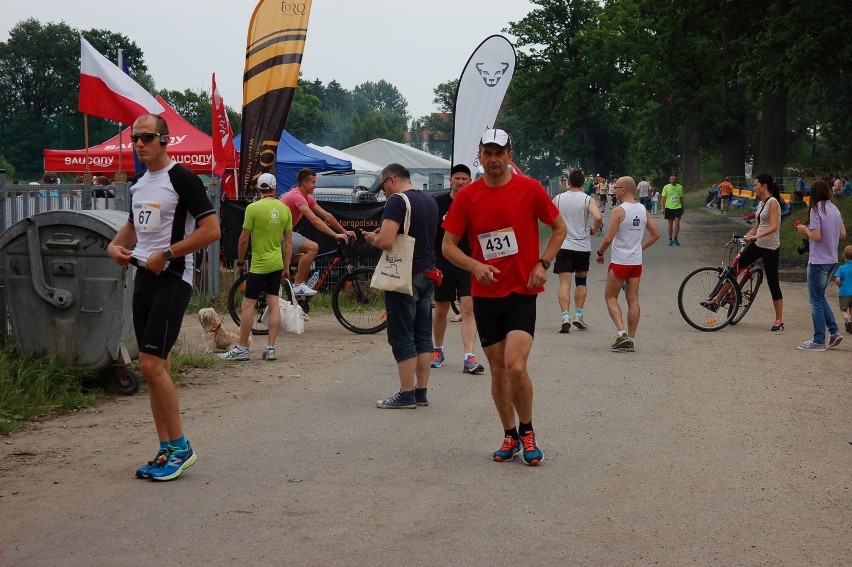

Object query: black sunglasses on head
[258,183,273,189]
[131,132,161,143]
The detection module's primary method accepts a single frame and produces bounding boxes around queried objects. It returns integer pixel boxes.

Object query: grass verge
[0,343,229,436]
[0,346,99,435]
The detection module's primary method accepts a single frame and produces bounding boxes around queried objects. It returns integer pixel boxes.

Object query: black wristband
[597,251,604,257]
[237,260,245,266]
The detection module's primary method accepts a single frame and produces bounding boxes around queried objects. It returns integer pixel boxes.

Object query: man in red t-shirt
[280,168,355,295]
[442,129,566,466]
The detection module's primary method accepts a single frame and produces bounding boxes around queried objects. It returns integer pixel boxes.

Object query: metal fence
[0,172,221,301]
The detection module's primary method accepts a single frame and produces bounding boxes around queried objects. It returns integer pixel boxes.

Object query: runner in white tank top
[596,176,660,351]
[611,201,648,265]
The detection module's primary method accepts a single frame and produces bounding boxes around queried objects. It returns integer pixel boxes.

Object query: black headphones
[160,134,169,145]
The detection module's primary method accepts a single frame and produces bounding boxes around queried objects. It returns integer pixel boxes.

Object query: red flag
[211,73,237,176]
[78,36,163,124]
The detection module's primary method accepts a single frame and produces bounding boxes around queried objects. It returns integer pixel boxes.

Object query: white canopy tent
[343,138,450,191]
[306,143,382,172]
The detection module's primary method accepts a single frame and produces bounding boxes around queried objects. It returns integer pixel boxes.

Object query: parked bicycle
[677,234,764,331]
[227,230,386,335]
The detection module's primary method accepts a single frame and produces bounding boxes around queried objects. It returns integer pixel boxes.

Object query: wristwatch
[538,258,550,270]
[162,247,174,260]
[597,250,604,257]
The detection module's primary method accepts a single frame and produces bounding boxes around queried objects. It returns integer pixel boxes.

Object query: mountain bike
[677,235,764,331]
[227,230,386,335]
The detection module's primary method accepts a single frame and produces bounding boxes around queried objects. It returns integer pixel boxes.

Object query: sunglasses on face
[130,132,161,143]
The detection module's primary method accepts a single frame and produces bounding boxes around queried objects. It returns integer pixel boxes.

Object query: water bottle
[305,269,320,289]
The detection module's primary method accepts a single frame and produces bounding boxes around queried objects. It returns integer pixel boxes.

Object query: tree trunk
[719,82,747,181]
[681,128,701,189]
[756,89,787,178]
[582,123,597,175]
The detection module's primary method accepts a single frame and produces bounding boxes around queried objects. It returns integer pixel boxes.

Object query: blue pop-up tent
[233,130,351,195]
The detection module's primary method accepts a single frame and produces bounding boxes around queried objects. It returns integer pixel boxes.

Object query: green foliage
[0,346,99,435]
[0,154,16,179]
[294,77,410,147]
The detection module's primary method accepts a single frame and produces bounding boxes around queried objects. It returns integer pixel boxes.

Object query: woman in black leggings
[739,173,784,331]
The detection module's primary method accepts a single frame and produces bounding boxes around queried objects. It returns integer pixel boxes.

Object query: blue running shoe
[492,435,521,462]
[148,444,198,481]
[520,430,543,466]
[430,348,445,368]
[463,354,485,374]
[135,449,167,479]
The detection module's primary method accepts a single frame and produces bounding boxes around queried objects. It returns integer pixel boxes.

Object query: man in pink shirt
[280,168,355,295]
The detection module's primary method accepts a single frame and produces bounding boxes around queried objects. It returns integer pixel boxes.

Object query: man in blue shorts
[108,113,220,481]
[366,163,439,409]
[442,129,566,466]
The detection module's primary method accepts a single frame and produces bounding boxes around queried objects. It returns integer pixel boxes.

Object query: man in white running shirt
[553,169,602,333]
[595,176,660,352]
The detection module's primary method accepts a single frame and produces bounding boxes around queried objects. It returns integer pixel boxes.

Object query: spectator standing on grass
[219,173,293,362]
[795,180,846,351]
[553,169,602,333]
[796,170,809,196]
[442,129,566,466]
[107,113,220,481]
[661,173,684,246]
[718,177,733,213]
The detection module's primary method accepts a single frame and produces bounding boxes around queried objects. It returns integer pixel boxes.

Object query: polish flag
[211,73,237,176]
[78,36,163,124]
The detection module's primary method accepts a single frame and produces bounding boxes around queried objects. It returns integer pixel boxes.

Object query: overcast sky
[2,0,536,120]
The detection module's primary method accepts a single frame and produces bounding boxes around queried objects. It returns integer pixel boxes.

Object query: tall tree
[506,0,618,178]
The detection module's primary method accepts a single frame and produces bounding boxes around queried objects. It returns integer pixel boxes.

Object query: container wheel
[115,366,141,396]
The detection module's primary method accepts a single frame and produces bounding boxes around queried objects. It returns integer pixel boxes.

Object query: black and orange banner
[240,0,313,196]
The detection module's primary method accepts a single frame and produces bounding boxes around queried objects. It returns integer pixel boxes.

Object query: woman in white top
[739,173,784,331]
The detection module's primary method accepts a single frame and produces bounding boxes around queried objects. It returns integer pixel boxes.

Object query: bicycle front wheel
[678,267,741,331]
[332,267,387,334]
[731,267,763,325]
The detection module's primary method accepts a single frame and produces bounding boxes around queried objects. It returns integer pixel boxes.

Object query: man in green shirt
[660,173,684,246]
[219,173,293,361]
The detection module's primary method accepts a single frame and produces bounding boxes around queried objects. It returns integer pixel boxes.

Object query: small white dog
[198,307,250,353]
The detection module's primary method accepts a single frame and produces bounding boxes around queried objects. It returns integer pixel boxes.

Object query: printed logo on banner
[475,62,510,87]
[281,2,307,15]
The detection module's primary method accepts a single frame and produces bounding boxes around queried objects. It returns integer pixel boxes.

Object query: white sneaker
[572,312,588,330]
[292,283,317,296]
[560,313,571,334]
[217,345,249,361]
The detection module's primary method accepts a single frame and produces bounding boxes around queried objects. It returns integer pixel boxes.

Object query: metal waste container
[0,209,140,394]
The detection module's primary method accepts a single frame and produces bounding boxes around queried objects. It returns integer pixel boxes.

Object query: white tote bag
[370,192,415,295]
[260,280,305,334]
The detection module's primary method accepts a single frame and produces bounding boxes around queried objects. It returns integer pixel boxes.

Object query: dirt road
[1,210,849,566]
